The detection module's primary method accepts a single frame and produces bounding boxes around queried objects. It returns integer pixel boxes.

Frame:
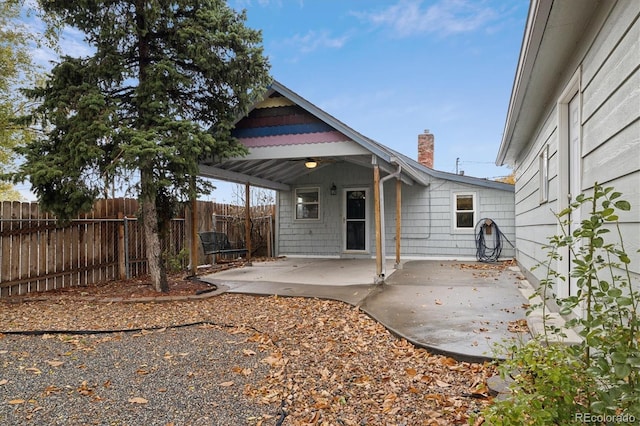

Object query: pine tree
[13,0,271,291]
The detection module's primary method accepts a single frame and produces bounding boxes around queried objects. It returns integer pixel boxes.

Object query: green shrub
[481,340,593,425]
[476,183,640,424]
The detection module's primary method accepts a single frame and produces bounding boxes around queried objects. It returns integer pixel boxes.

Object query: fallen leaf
[0,282,500,425]
[8,399,25,404]
[232,366,252,376]
[45,360,64,367]
[219,381,234,387]
[128,397,148,404]
[0,379,8,386]
[78,384,93,396]
[508,319,529,333]
[25,367,42,375]
[435,299,443,305]
[44,385,62,395]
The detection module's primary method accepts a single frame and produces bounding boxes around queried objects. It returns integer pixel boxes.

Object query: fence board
[0,198,274,297]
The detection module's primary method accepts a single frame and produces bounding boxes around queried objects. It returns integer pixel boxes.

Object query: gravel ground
[0,326,280,425]
[1,290,497,425]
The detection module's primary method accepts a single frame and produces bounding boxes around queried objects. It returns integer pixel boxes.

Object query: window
[454,192,476,230]
[295,187,320,220]
[539,145,549,203]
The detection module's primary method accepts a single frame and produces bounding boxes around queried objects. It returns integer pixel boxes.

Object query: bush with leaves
[476,183,640,425]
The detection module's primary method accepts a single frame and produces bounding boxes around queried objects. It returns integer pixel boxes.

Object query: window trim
[294,186,321,221]
[539,144,549,204]
[452,192,477,232]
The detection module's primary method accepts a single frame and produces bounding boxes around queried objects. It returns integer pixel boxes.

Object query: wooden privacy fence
[186,202,275,263]
[0,198,274,297]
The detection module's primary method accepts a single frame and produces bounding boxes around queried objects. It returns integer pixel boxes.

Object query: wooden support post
[395,178,402,268]
[117,212,126,279]
[245,182,252,265]
[373,162,383,282]
[189,195,198,276]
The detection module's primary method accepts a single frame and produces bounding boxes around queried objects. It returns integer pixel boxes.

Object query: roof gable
[231,91,352,147]
[199,80,513,192]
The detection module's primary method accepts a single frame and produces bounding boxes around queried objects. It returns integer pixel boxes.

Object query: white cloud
[283,30,349,54]
[353,0,498,37]
[231,0,283,9]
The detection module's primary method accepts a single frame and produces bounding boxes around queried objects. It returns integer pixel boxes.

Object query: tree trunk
[140,168,169,292]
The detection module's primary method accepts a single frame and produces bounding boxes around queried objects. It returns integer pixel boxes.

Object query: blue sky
[17,0,529,202]
[229,0,529,179]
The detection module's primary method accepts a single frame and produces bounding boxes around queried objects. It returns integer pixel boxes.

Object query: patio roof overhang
[197,80,428,191]
[198,151,420,192]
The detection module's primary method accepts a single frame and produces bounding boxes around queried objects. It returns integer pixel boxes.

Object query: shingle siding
[277,162,515,260]
[510,0,640,293]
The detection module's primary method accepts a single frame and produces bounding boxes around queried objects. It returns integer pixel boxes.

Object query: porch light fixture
[330,183,337,195]
[304,159,318,169]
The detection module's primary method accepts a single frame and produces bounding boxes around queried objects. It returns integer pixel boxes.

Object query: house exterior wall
[382,178,515,259]
[512,1,640,292]
[276,162,373,257]
[276,162,516,260]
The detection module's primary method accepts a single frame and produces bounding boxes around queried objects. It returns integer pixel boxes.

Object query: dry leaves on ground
[1,277,497,425]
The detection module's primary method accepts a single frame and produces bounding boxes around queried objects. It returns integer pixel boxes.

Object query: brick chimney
[418,130,434,168]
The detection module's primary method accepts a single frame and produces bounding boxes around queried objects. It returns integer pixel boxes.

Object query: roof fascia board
[496,0,552,166]
[391,156,428,186]
[343,156,415,185]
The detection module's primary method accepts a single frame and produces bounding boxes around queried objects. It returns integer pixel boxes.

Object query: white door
[567,93,581,298]
[344,189,368,252]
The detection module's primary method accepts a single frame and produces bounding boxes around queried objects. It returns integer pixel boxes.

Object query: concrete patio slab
[210,257,397,286]
[202,258,531,362]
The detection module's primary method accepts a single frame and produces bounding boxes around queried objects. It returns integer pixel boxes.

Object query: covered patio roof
[198,80,429,191]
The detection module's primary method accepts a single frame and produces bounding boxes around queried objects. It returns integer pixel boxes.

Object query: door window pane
[347,191,366,220]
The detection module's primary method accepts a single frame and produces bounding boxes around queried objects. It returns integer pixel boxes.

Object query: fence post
[118,212,126,280]
[268,213,273,257]
[245,183,252,265]
[124,216,130,279]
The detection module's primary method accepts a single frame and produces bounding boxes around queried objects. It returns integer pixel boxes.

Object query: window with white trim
[453,192,476,230]
[295,187,320,220]
[539,145,549,203]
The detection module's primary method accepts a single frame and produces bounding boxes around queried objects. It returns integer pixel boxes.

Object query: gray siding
[277,162,373,257]
[382,179,515,259]
[513,0,640,291]
[277,162,515,260]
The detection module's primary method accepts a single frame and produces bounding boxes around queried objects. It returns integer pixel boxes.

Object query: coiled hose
[474,218,513,263]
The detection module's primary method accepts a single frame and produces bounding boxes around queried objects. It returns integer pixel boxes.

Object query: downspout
[378,162,402,281]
